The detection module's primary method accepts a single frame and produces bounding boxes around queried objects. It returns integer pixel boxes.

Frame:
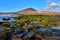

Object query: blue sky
[0,0,60,12]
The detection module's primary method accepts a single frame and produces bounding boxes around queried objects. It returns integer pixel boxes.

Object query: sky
[0,0,60,12]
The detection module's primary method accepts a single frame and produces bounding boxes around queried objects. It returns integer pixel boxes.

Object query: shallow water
[0,14,21,31]
[0,14,20,22]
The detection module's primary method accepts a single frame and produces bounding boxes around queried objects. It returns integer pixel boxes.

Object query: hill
[0,8,60,15]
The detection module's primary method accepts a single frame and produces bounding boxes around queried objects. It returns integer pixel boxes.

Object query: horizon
[0,0,60,12]
[0,7,60,13]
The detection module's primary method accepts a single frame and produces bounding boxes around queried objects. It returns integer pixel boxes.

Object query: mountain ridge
[0,8,60,15]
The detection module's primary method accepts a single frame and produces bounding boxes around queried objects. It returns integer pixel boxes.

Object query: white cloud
[49,2,60,7]
[45,2,60,10]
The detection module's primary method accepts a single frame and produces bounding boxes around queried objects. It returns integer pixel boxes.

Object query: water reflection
[0,28,4,32]
[0,14,20,22]
[51,26,60,30]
